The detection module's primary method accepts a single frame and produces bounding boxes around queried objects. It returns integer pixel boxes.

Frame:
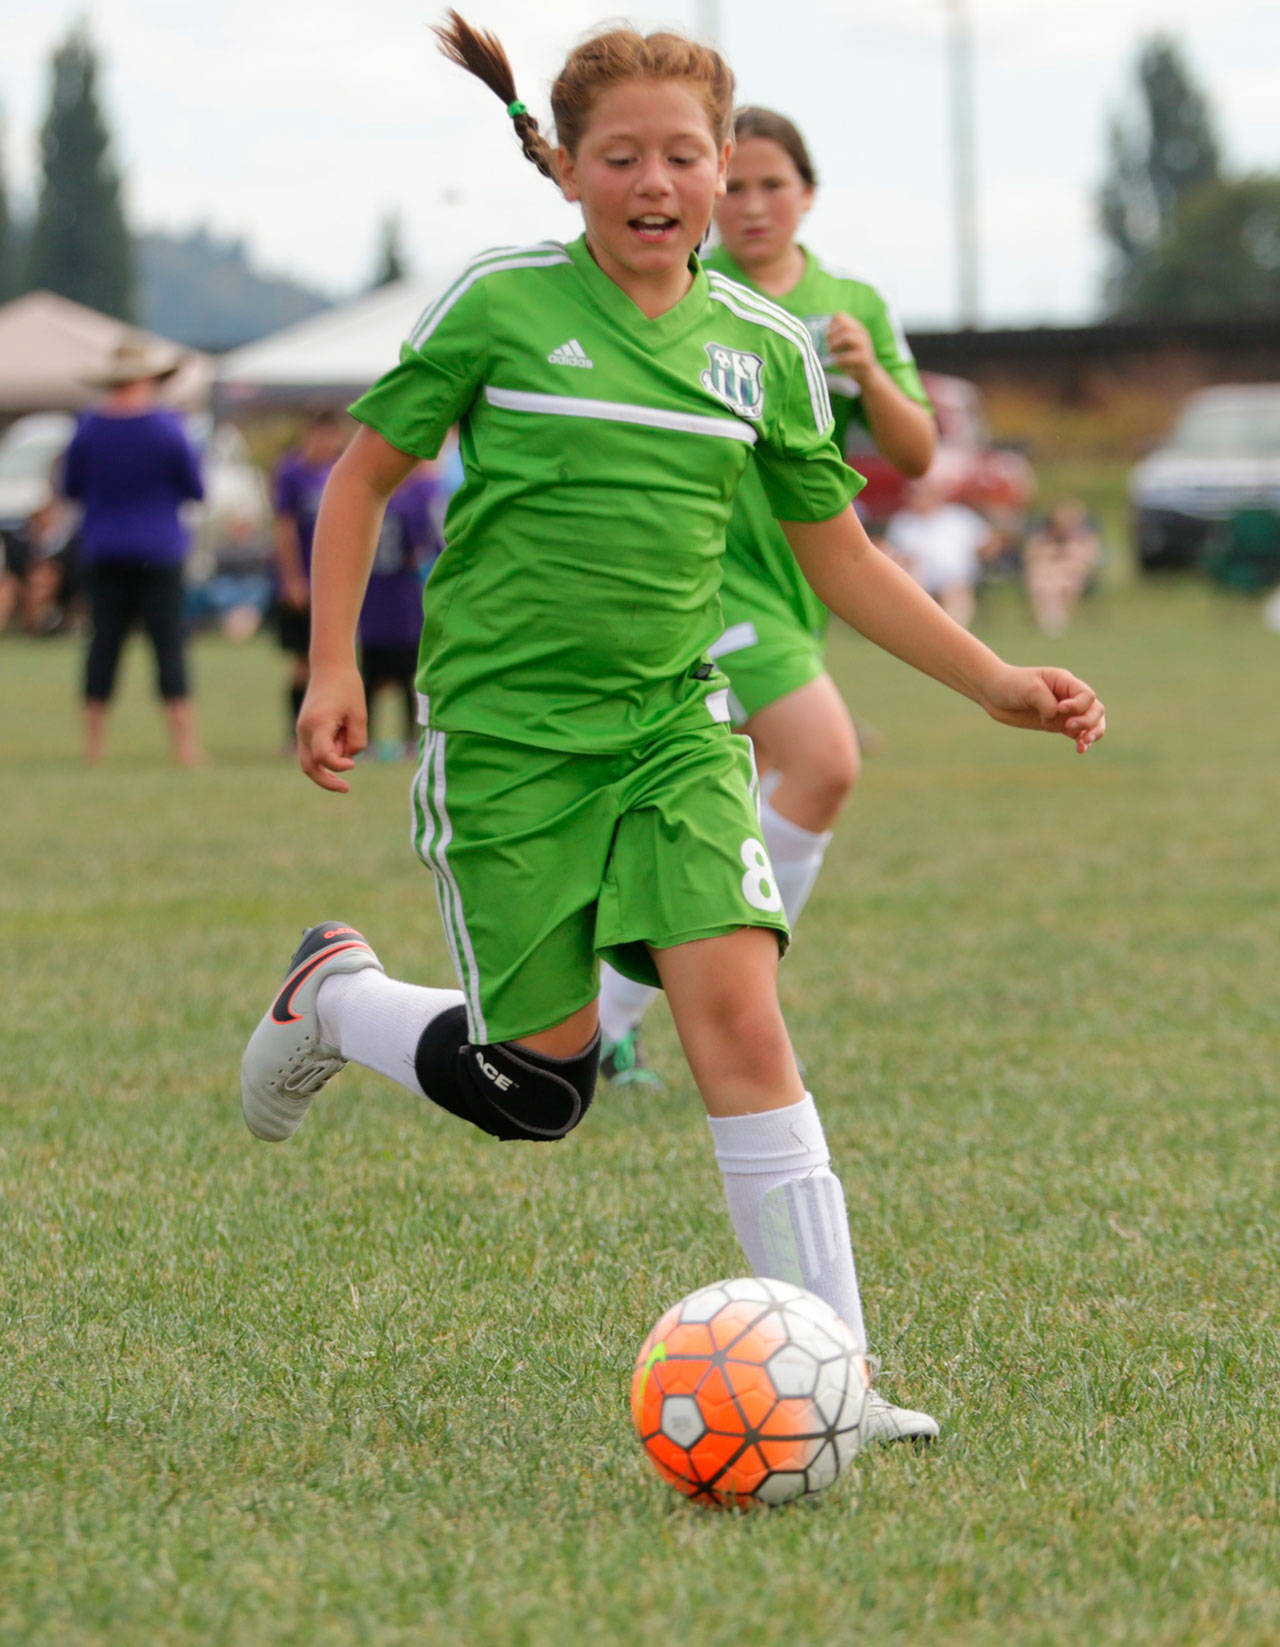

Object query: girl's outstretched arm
[300,426,419,792]
[782,508,1106,752]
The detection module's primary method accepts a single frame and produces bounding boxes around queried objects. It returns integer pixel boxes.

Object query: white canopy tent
[213,273,459,414]
[0,291,213,417]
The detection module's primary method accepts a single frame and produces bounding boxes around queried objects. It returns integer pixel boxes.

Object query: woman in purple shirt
[63,337,205,765]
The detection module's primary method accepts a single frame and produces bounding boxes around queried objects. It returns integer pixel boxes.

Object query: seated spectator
[881,476,999,631]
[0,530,23,634]
[22,495,80,635]
[1022,500,1101,636]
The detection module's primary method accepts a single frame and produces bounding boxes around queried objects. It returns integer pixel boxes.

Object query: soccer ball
[630,1276,869,1507]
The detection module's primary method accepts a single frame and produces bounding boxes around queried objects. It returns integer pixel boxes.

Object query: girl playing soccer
[598,107,938,1084]
[241,12,1105,1448]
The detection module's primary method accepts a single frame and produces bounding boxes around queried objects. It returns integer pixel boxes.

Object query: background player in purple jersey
[358,460,446,757]
[272,408,349,750]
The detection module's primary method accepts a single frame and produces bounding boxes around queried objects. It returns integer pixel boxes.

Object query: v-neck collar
[566,234,710,344]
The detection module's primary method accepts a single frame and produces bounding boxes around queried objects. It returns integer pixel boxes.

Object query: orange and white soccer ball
[630,1276,870,1507]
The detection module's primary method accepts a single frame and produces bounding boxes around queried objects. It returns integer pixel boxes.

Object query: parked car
[0,410,272,582]
[848,371,1036,532]
[1130,384,1280,571]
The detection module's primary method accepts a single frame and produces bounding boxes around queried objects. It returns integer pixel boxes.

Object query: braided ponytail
[435,11,734,187]
[433,10,558,183]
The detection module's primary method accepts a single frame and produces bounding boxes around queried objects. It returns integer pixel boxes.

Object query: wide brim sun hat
[85,334,186,389]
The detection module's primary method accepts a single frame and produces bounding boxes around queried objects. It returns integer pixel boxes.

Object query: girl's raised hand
[979,664,1106,753]
[296,664,369,793]
[825,311,876,384]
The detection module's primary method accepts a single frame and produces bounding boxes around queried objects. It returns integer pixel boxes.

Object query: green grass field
[2,576,1278,1646]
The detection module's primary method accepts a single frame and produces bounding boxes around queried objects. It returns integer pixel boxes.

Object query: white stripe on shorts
[707,620,759,660]
[416,727,487,1043]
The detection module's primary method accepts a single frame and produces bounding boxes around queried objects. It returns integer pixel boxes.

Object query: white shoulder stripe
[706,273,832,429]
[408,242,571,350]
[706,277,832,435]
[706,270,821,358]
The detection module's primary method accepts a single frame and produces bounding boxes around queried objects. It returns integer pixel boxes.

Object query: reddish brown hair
[733,106,818,190]
[434,10,735,185]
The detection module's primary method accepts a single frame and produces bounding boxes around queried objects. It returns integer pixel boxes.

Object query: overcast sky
[2,0,1277,330]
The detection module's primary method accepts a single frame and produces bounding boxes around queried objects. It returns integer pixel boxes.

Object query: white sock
[708,1094,867,1352]
[317,970,463,1097]
[598,964,660,1044]
[761,800,832,927]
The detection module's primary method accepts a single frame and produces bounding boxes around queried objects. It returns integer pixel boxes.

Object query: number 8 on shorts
[740,837,784,913]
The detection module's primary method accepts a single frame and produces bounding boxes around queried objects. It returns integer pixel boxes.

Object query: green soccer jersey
[349,236,859,753]
[703,244,932,641]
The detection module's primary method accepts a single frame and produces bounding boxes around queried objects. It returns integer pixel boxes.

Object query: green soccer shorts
[709,611,827,725]
[410,722,790,1044]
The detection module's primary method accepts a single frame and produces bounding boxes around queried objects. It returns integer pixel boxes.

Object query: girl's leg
[655,926,938,1441]
[244,921,598,1144]
[653,927,864,1345]
[597,673,858,1058]
[743,672,859,838]
[651,927,801,1117]
[319,967,595,1085]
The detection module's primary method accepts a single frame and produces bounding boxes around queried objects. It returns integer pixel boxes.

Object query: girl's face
[559,79,730,314]
[714,135,813,272]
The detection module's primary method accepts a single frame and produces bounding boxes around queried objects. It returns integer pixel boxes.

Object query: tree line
[0,26,1275,335]
[0,25,408,344]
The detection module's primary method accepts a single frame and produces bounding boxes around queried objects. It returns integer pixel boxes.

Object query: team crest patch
[701,343,765,421]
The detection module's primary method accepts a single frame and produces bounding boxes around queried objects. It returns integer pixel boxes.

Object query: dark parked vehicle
[1130,384,1280,571]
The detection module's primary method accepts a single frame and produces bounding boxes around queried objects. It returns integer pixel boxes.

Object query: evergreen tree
[25,24,134,320]
[1098,35,1221,313]
[370,211,408,289]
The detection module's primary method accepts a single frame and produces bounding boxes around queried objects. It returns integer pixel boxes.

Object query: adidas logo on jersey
[548,338,593,368]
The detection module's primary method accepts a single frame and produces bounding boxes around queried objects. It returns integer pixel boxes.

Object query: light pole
[945,0,980,327]
[693,0,721,45]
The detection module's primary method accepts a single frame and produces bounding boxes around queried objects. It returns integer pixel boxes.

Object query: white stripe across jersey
[483,386,758,445]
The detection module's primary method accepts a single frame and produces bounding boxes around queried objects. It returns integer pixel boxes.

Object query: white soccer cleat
[861,1386,940,1446]
[241,922,384,1142]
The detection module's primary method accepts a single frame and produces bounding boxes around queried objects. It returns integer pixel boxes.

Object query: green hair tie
[507,100,527,119]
